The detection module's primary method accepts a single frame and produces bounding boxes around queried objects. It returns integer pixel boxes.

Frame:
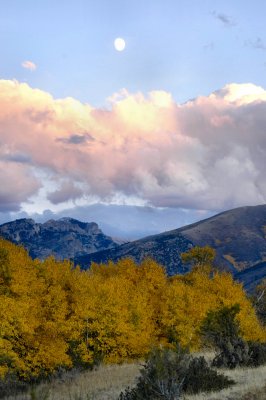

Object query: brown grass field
[2,362,266,400]
[184,364,266,400]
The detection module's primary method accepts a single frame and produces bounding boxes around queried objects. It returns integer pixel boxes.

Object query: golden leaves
[0,239,265,379]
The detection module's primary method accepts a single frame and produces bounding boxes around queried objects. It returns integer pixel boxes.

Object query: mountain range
[0,204,265,290]
[0,217,119,260]
[74,204,266,290]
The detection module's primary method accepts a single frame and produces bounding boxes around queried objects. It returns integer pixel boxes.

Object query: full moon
[114,37,126,51]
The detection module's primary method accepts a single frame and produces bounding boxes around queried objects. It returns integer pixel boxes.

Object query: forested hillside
[0,238,265,381]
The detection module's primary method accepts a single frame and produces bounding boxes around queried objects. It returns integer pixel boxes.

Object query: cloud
[21,60,37,71]
[1,152,32,164]
[0,79,265,214]
[0,161,40,211]
[212,11,236,27]
[245,37,266,50]
[47,181,83,204]
[56,133,94,145]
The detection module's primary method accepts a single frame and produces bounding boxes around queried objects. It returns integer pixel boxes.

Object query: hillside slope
[180,204,266,272]
[75,205,266,284]
[76,231,193,276]
[234,261,266,292]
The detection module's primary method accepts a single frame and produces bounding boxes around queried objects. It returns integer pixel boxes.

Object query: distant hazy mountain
[0,218,119,260]
[75,205,266,288]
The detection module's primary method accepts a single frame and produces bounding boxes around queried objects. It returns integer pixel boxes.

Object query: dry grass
[2,360,266,400]
[2,363,140,400]
[183,365,266,400]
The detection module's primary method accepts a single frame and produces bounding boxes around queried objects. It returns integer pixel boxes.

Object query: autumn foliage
[0,239,265,381]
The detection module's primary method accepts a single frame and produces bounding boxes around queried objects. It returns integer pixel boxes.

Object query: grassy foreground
[184,365,266,400]
[2,362,266,400]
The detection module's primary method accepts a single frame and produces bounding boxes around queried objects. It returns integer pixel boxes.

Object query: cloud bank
[0,80,265,214]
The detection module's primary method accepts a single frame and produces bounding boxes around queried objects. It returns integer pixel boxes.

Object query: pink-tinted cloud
[21,60,37,71]
[0,79,265,213]
[0,161,40,211]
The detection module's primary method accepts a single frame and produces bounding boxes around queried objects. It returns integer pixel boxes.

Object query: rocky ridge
[0,217,119,260]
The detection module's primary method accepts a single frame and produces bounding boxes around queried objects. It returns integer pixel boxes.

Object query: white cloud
[21,60,37,71]
[0,80,265,214]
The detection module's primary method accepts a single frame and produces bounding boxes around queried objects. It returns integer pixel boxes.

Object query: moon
[114,37,126,52]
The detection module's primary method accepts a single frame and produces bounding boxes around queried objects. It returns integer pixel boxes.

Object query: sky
[0,0,266,238]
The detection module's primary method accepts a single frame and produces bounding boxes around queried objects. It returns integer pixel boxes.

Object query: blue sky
[2,0,266,105]
[0,1,266,238]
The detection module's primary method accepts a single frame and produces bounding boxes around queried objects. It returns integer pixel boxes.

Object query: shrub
[201,304,266,369]
[211,336,251,369]
[118,345,190,400]
[201,304,251,368]
[247,341,266,367]
[118,346,234,399]
[183,356,234,394]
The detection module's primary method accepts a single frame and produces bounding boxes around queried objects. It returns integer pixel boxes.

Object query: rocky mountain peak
[0,218,118,261]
